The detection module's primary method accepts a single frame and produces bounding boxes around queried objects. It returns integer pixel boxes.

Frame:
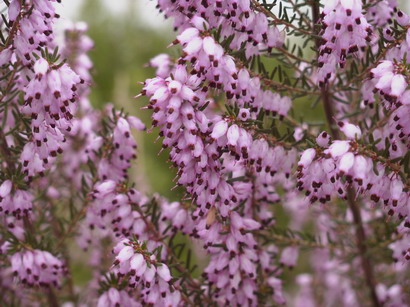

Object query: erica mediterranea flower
[1,0,410,305]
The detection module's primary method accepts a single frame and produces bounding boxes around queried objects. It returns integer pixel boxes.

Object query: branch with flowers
[0,0,410,306]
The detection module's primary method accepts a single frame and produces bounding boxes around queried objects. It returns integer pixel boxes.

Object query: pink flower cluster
[63,21,94,85]
[21,59,82,179]
[98,117,143,182]
[141,12,297,304]
[367,60,408,109]
[362,29,410,154]
[2,0,410,305]
[8,0,59,64]
[157,0,284,57]
[82,181,156,245]
[318,0,372,85]
[111,239,180,306]
[143,45,296,305]
[0,244,67,288]
[97,288,140,307]
[0,180,33,218]
[172,25,291,115]
[297,126,409,224]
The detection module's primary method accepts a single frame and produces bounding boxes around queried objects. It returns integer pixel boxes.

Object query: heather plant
[1,0,410,306]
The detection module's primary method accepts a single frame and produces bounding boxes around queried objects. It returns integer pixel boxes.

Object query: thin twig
[365,110,394,137]
[258,230,334,249]
[275,46,311,64]
[261,76,321,95]
[346,190,381,307]
[288,0,312,28]
[0,13,22,52]
[0,128,14,170]
[55,205,88,250]
[46,288,60,307]
[252,0,313,36]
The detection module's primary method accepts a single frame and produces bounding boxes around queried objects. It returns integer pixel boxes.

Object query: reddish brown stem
[346,190,381,307]
[0,129,14,170]
[46,288,60,307]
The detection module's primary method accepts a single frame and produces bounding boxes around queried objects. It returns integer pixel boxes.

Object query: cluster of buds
[76,113,151,250]
[82,180,167,251]
[20,58,82,179]
[389,222,410,263]
[142,28,294,223]
[297,126,409,223]
[148,53,173,79]
[97,288,140,307]
[63,21,94,85]
[140,3,299,305]
[366,0,409,29]
[162,200,286,306]
[1,246,67,288]
[98,116,144,182]
[362,29,410,152]
[174,26,291,116]
[200,214,283,306]
[111,239,180,306]
[0,180,33,218]
[157,0,284,58]
[142,66,236,218]
[8,0,60,64]
[85,181,140,239]
[366,60,408,109]
[318,0,372,85]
